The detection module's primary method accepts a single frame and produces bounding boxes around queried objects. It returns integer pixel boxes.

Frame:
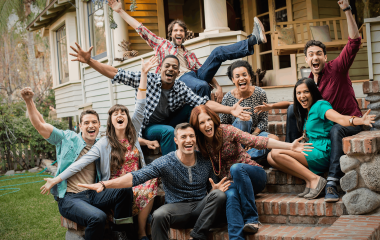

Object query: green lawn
[0,172,66,240]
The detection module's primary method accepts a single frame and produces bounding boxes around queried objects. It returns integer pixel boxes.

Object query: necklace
[206,147,221,176]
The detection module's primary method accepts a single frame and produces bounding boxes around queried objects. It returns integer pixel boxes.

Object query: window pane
[259,33,272,52]
[89,2,107,57]
[57,26,69,84]
[256,1,269,15]
[279,55,291,69]
[258,14,270,32]
[275,9,288,23]
[260,53,273,71]
[275,0,287,10]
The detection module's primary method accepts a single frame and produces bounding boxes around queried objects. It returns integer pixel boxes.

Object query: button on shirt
[112,69,209,136]
[46,127,100,198]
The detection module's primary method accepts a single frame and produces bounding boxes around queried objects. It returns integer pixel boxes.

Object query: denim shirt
[46,128,101,198]
[58,99,146,185]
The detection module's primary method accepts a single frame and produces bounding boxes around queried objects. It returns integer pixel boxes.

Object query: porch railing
[273,17,367,55]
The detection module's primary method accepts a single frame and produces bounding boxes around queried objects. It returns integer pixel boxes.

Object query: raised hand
[108,0,123,13]
[141,56,159,74]
[78,182,104,193]
[70,42,93,64]
[147,140,160,150]
[209,177,231,192]
[337,0,350,10]
[231,98,252,121]
[254,102,272,114]
[20,87,34,101]
[291,137,314,156]
[361,109,376,127]
[40,178,57,195]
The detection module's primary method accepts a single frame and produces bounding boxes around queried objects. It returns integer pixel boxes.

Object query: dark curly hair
[304,40,327,56]
[167,19,188,41]
[226,60,255,82]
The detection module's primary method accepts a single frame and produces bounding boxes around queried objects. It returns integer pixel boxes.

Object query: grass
[0,172,66,240]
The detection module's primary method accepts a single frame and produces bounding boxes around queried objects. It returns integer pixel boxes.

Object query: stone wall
[340,131,380,215]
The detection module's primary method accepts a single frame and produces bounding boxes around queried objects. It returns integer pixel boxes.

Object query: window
[256,0,291,71]
[56,25,69,84]
[88,1,107,60]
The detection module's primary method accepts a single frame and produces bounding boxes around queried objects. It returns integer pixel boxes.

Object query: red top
[309,37,362,117]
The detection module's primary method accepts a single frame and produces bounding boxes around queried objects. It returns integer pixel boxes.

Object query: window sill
[82,56,109,69]
[53,80,82,90]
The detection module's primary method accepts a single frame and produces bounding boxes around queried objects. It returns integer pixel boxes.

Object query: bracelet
[349,116,357,127]
[138,88,146,91]
[99,181,106,191]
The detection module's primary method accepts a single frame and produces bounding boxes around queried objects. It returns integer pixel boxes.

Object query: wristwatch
[343,5,352,12]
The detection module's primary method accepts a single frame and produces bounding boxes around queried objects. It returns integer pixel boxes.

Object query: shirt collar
[78,132,98,145]
[171,42,189,56]
[155,74,180,92]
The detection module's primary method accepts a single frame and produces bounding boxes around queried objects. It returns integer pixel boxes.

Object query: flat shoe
[243,223,259,234]
[297,187,310,197]
[304,177,327,199]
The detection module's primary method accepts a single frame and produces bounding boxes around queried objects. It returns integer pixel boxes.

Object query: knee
[225,188,238,199]
[210,189,227,204]
[330,124,344,140]
[118,188,133,200]
[152,207,169,223]
[230,163,244,178]
[195,80,210,91]
[268,134,279,141]
[287,104,295,118]
[161,127,174,139]
[212,46,223,55]
[270,149,281,161]
[88,211,107,226]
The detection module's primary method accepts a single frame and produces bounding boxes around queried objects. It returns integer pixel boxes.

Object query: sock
[248,34,257,46]
[327,180,337,186]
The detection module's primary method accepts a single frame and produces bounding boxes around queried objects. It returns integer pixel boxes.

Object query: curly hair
[226,60,255,82]
[304,40,327,56]
[167,19,188,41]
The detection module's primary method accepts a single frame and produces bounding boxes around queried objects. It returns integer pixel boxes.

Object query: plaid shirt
[112,69,209,136]
[136,24,202,74]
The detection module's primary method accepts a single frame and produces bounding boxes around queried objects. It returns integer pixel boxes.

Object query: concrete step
[256,193,346,225]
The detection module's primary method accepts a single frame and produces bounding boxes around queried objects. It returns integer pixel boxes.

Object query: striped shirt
[135,23,202,74]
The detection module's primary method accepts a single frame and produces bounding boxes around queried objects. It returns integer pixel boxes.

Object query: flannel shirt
[135,23,202,73]
[112,69,209,136]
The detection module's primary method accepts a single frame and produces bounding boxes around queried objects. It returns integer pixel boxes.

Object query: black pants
[285,104,362,180]
[58,188,133,240]
[151,190,227,240]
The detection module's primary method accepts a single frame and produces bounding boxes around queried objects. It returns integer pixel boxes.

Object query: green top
[304,100,334,152]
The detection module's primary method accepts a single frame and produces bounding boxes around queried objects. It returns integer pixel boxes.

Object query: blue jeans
[232,118,269,159]
[58,188,133,240]
[179,39,254,98]
[143,105,192,155]
[225,163,267,240]
[285,104,363,180]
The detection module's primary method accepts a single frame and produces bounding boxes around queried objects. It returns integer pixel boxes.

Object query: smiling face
[171,23,186,46]
[305,45,327,75]
[174,127,196,155]
[232,66,251,92]
[160,57,180,88]
[111,109,128,132]
[79,114,100,144]
[198,112,215,141]
[296,83,313,110]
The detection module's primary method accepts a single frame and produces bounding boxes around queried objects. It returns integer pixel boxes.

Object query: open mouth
[87,129,96,135]
[312,63,320,70]
[205,127,212,135]
[117,118,124,124]
[300,99,308,107]
[175,36,182,42]
[184,144,193,150]
[165,71,174,80]
[238,82,247,88]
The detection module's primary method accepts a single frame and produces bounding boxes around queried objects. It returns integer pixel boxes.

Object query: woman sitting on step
[189,105,313,240]
[220,60,278,162]
[268,78,375,200]
[44,56,159,240]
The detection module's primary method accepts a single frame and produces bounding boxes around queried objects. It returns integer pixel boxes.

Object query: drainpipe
[75,0,86,104]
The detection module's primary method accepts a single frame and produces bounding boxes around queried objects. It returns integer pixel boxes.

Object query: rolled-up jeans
[232,118,269,158]
[225,163,267,240]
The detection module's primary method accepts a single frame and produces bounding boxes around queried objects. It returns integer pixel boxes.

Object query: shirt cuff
[135,23,144,33]
[111,68,123,84]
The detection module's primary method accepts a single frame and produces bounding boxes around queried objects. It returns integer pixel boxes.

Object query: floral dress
[111,139,158,216]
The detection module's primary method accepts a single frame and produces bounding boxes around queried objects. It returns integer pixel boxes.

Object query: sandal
[297,187,310,197]
[304,177,327,199]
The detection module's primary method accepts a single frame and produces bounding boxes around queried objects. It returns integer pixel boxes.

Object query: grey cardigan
[59,98,146,181]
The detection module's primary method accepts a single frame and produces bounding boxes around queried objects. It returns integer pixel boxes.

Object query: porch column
[113,0,129,59]
[201,0,230,35]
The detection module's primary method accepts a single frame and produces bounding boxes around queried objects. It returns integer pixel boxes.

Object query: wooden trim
[366,22,373,80]
[156,0,166,38]
[286,0,293,22]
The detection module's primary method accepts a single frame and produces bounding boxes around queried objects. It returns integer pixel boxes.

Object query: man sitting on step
[78,123,231,240]
[69,44,251,156]
[20,87,133,240]
[254,0,363,203]
[107,0,267,101]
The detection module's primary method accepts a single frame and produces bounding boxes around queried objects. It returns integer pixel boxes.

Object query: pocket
[63,144,76,161]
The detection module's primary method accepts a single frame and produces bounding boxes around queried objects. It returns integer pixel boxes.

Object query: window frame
[87,1,107,60]
[56,24,70,84]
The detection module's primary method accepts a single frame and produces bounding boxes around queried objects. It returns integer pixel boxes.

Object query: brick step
[263,168,305,193]
[256,193,346,225]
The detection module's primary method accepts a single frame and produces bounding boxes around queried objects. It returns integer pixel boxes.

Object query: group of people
[21,0,376,239]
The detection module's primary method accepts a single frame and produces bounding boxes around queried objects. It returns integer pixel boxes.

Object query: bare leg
[267,152,310,188]
[270,149,321,189]
[137,198,155,239]
[268,134,279,141]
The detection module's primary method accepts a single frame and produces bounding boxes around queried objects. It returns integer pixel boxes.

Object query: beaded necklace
[206,147,221,176]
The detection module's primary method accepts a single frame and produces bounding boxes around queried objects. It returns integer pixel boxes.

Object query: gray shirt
[148,88,171,124]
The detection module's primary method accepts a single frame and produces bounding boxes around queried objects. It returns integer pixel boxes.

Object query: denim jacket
[58,99,146,188]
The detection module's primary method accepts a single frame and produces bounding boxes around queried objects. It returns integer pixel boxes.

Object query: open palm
[70,42,93,64]
[231,98,252,121]
[141,56,159,74]
[291,137,313,156]
[108,0,123,13]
